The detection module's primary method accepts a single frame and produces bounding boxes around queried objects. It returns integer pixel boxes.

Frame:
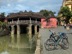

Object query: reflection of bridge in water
[6,12,44,48]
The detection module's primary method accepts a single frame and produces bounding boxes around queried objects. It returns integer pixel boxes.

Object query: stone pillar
[35,19,37,34]
[35,25,37,35]
[28,18,32,42]
[17,18,20,48]
[34,25,38,45]
[17,18,20,36]
[11,25,15,44]
[28,24,32,49]
[17,24,20,37]
[28,18,32,49]
[28,24,32,41]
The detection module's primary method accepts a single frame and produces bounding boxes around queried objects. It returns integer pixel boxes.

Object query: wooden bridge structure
[3,12,45,46]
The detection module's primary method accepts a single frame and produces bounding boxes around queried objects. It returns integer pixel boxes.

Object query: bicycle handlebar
[49,30,55,34]
[49,30,67,35]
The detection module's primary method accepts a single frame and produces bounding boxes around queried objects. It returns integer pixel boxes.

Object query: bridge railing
[8,20,41,25]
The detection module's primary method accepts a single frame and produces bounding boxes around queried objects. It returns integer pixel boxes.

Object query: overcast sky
[0,0,63,15]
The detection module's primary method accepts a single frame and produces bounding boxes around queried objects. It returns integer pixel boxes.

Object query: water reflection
[0,34,36,54]
[17,34,20,49]
[11,34,15,46]
[1,51,9,54]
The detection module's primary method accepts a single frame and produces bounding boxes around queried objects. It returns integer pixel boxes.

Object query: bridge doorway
[20,25,28,34]
[32,25,35,35]
[37,26,40,32]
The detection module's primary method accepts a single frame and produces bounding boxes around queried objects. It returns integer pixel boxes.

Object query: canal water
[0,34,36,54]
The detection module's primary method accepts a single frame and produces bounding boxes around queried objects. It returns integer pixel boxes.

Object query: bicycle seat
[58,32,66,37]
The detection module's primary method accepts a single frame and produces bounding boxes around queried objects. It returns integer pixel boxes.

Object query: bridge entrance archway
[20,25,28,34]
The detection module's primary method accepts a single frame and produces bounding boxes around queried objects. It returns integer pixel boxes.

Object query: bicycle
[44,30,69,51]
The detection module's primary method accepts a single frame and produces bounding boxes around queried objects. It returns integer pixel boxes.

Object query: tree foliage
[71,11,72,16]
[39,9,55,18]
[58,6,72,24]
[0,21,2,28]
[0,12,5,18]
[39,10,49,17]
[0,21,7,30]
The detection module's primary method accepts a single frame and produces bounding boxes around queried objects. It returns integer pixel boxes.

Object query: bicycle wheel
[62,38,69,50]
[44,39,54,51]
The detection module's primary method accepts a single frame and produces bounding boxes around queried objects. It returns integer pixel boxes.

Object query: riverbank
[35,33,41,54]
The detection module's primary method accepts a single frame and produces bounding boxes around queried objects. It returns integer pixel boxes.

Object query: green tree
[39,10,55,18]
[1,12,5,18]
[2,22,7,29]
[48,11,55,17]
[0,21,7,30]
[39,10,49,18]
[71,11,72,16]
[58,6,72,24]
[0,21,2,29]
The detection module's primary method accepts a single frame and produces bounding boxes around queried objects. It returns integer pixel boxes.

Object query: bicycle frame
[49,30,67,46]
[54,33,63,46]
[44,30,69,51]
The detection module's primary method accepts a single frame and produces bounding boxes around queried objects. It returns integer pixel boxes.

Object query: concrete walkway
[40,26,72,54]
